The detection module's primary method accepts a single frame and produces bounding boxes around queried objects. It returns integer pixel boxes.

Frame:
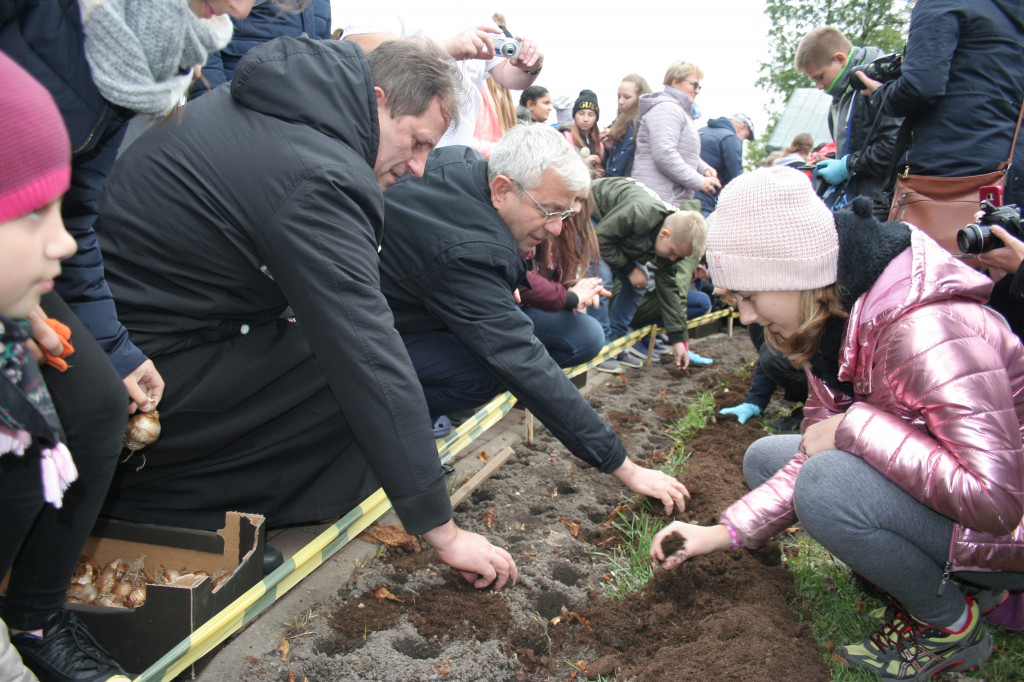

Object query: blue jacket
[0,0,144,378]
[879,0,1024,205]
[604,119,639,177]
[191,0,331,96]
[694,117,744,215]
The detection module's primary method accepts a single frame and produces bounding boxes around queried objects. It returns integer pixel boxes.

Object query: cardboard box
[67,512,265,676]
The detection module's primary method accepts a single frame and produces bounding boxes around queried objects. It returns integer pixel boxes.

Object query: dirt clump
[659,530,686,557]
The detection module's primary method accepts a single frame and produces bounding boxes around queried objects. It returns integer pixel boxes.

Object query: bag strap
[1001,98,1024,170]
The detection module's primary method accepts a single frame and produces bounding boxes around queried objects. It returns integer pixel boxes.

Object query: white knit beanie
[705,166,838,292]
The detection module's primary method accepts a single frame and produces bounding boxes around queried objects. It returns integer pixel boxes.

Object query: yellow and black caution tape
[135,313,736,680]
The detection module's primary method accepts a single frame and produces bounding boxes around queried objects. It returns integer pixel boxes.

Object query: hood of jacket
[828,44,885,99]
[638,86,691,118]
[231,36,379,169]
[838,225,995,393]
[705,116,736,132]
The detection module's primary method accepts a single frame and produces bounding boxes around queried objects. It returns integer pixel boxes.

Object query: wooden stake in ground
[524,409,534,448]
[450,446,515,508]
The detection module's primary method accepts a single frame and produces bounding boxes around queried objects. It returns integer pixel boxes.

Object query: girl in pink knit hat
[651,165,1024,679]
[0,51,112,682]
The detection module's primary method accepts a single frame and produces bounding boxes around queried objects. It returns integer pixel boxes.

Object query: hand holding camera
[957,196,1023,256]
[850,53,903,92]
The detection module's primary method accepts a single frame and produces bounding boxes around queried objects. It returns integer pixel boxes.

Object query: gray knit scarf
[79,0,233,115]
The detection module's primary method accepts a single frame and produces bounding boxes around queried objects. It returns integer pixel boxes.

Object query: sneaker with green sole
[837,598,992,680]
[11,610,130,682]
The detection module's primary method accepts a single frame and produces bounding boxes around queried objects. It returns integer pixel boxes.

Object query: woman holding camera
[651,166,1024,680]
[858,0,1024,207]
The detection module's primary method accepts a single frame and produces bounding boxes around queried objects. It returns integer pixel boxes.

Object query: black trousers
[0,293,126,630]
[745,323,809,409]
[102,319,379,531]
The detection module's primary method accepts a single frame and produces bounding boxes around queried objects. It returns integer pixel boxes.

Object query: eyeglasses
[685,79,702,91]
[513,180,575,224]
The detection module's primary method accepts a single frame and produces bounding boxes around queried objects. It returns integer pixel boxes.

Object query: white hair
[488,123,590,193]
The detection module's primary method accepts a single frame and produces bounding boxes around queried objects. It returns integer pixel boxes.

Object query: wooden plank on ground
[450,446,516,508]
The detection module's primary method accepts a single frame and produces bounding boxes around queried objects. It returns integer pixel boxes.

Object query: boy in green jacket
[588,177,707,372]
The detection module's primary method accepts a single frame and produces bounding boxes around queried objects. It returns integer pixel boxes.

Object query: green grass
[591,506,660,600]
[662,387,716,444]
[590,389,716,599]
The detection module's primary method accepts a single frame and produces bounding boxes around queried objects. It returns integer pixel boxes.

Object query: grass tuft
[590,388,717,599]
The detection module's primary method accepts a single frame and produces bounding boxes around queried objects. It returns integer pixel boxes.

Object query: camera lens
[957,223,988,255]
[500,42,517,57]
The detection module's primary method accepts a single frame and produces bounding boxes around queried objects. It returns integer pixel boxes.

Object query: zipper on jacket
[74,103,110,156]
[937,561,952,596]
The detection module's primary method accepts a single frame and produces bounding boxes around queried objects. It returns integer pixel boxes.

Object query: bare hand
[672,341,689,370]
[568,277,610,310]
[978,225,1024,277]
[508,36,542,71]
[703,168,718,179]
[123,359,165,414]
[25,306,64,364]
[855,70,882,95]
[612,458,689,515]
[443,24,500,60]
[650,522,732,569]
[422,520,518,589]
[627,266,648,289]
[798,413,842,455]
[700,176,721,194]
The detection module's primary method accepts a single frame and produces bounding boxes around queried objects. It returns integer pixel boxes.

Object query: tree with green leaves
[748,0,911,164]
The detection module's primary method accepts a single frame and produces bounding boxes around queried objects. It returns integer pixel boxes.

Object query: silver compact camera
[493,35,522,59]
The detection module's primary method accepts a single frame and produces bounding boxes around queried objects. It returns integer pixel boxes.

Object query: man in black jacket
[379,124,691,512]
[97,37,517,589]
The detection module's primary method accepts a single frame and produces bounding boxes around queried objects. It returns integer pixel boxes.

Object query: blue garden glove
[688,350,714,365]
[719,402,761,424]
[815,156,850,185]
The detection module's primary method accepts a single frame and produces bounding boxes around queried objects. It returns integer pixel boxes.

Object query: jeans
[402,331,502,419]
[744,435,1024,627]
[589,259,645,342]
[686,288,712,318]
[522,307,604,368]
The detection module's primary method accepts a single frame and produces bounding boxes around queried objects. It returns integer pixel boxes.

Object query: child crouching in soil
[650,166,1024,680]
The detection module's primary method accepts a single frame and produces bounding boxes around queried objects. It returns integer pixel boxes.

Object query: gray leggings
[745,435,1024,626]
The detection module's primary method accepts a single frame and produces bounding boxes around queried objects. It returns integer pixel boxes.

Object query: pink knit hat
[0,51,71,225]
[705,165,838,292]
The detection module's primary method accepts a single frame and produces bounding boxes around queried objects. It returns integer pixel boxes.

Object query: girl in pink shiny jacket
[651,166,1024,680]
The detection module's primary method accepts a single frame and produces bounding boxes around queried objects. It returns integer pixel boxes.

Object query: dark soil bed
[236,332,829,681]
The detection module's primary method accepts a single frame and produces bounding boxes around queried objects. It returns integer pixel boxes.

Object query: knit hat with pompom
[705,165,838,291]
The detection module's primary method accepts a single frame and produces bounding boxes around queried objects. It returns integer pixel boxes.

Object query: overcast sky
[329,1,776,136]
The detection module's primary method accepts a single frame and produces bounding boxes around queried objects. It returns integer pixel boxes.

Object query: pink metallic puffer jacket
[721,230,1024,572]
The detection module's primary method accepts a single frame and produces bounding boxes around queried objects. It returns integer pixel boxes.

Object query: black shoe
[263,544,284,575]
[768,407,804,433]
[11,610,130,682]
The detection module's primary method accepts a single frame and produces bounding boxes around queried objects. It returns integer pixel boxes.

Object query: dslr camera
[957,200,1024,255]
[493,35,522,59]
[850,53,903,90]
